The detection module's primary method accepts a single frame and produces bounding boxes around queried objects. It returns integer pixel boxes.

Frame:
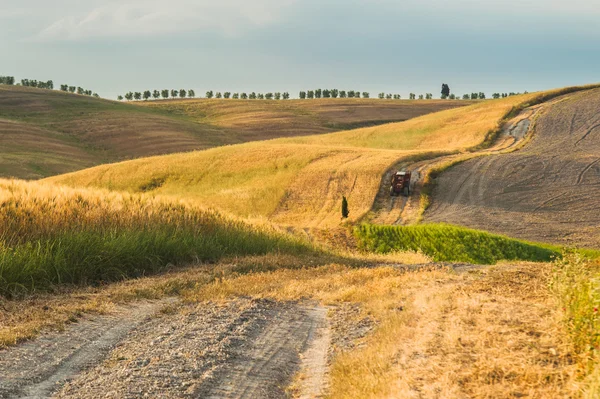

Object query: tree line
[118,90,296,101]
[116,83,529,102]
[206,91,291,100]
[118,89,196,101]
[59,85,99,97]
[0,76,16,85]
[0,75,99,97]
[299,89,370,99]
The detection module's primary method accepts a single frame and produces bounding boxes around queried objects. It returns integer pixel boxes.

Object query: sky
[2,0,600,100]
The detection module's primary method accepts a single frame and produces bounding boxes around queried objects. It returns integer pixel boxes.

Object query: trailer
[390,171,411,196]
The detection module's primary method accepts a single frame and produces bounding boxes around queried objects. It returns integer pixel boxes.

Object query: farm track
[368,98,551,226]
[425,88,600,248]
[0,299,329,399]
[0,301,166,399]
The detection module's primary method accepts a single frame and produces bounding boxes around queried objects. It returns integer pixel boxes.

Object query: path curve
[367,98,554,226]
[425,88,600,248]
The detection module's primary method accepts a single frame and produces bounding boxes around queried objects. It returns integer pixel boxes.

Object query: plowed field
[425,89,600,248]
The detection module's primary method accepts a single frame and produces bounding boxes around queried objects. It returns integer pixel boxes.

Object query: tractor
[390,171,411,196]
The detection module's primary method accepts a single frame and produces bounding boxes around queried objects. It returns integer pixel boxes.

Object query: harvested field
[0,86,467,179]
[425,88,600,248]
[142,98,473,140]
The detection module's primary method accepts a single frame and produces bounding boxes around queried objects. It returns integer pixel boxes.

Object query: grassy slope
[0,85,467,179]
[354,223,561,264]
[0,179,312,296]
[48,94,537,228]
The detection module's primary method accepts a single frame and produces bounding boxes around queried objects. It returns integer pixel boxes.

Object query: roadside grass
[0,251,428,348]
[354,223,560,264]
[551,254,600,397]
[0,179,315,297]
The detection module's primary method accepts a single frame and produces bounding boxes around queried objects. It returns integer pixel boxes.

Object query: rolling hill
[47,93,539,228]
[425,87,600,248]
[0,85,469,179]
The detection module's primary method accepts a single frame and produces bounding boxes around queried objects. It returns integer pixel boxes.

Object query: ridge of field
[425,87,600,249]
[47,93,540,228]
[0,85,468,180]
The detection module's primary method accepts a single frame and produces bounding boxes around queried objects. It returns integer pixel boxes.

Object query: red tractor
[390,171,412,196]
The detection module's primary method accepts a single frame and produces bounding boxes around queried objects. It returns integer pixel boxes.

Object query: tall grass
[0,179,312,297]
[550,254,600,397]
[354,223,559,264]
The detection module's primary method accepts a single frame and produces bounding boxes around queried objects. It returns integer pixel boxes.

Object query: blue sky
[2,0,599,99]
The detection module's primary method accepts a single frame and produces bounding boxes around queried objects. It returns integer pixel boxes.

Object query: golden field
[48,93,537,228]
[2,84,600,397]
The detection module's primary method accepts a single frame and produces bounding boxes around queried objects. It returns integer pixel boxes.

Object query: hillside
[0,85,468,179]
[48,93,537,228]
[140,97,471,140]
[425,87,600,248]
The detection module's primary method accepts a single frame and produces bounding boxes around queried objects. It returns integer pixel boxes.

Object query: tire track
[0,301,168,399]
[576,158,600,185]
[574,122,600,147]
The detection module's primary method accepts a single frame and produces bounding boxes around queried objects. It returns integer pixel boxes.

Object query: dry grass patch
[189,262,580,398]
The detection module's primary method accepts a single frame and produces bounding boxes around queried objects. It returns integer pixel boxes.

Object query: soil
[0,299,330,399]
[425,88,600,248]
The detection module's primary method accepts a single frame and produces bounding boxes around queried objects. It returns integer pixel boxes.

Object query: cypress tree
[341,196,349,219]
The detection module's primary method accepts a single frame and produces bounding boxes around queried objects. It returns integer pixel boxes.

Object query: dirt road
[368,99,548,226]
[0,299,329,399]
[425,88,600,248]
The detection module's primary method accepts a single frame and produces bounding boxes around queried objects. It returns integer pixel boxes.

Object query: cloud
[34,0,296,41]
[414,0,600,15]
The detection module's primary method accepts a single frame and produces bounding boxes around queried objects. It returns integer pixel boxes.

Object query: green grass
[354,223,560,264]
[0,179,315,297]
[0,227,311,298]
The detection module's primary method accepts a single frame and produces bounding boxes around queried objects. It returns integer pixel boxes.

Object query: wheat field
[48,93,541,228]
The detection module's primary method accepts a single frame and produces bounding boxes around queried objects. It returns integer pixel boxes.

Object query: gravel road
[425,88,600,248]
[0,301,164,399]
[0,299,329,399]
